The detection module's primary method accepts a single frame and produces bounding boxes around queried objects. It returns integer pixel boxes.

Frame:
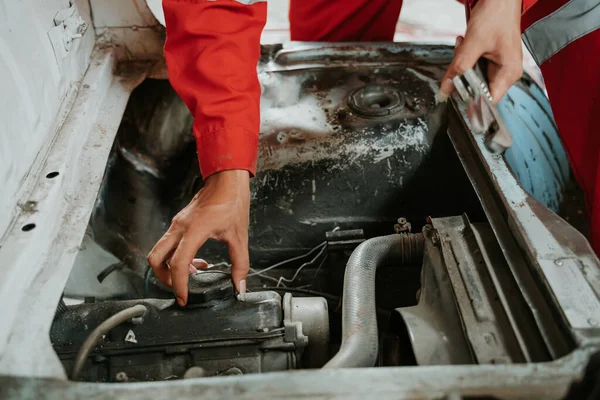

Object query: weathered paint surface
[0,347,595,399]
[0,0,95,238]
[451,89,600,339]
[0,49,146,378]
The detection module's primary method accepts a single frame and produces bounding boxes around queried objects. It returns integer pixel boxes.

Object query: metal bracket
[282,293,309,356]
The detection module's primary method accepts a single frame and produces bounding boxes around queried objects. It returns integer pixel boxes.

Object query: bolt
[405,97,420,111]
[555,259,564,266]
[225,367,243,376]
[115,372,128,382]
[588,318,599,327]
[430,231,441,247]
[394,217,412,233]
[184,366,206,379]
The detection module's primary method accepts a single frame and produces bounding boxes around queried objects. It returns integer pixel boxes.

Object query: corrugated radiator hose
[323,233,424,369]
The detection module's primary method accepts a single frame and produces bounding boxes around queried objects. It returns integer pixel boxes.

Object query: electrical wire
[276,248,327,287]
[209,262,231,268]
[142,242,328,294]
[144,266,152,297]
[247,242,327,277]
[71,304,147,380]
[96,261,126,283]
[310,253,327,287]
[249,268,284,286]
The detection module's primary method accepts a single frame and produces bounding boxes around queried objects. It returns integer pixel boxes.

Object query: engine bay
[48,44,583,385]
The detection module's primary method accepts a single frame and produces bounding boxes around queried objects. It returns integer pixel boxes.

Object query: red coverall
[162,0,600,255]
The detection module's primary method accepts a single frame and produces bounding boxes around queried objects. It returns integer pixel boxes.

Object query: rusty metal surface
[92,43,486,274]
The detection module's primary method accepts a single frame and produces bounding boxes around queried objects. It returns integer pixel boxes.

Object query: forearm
[163,0,267,179]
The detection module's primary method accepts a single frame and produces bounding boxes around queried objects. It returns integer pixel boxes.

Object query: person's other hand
[148,170,250,306]
[439,0,523,104]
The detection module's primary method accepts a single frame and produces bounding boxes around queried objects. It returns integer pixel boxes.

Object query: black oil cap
[186,271,235,305]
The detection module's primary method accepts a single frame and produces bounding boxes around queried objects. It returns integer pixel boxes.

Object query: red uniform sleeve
[162,0,267,179]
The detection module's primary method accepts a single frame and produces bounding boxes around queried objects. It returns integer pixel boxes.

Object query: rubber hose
[71,304,147,380]
[323,233,423,369]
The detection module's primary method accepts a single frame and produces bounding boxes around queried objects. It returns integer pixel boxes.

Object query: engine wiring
[275,248,328,287]
[247,241,327,277]
[143,241,330,296]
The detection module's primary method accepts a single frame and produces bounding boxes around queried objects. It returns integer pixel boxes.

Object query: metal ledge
[0,347,595,400]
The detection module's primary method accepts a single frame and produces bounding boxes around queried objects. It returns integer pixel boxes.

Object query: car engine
[52,279,329,381]
[49,43,581,384]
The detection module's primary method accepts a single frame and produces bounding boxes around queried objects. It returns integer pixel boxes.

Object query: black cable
[97,261,126,283]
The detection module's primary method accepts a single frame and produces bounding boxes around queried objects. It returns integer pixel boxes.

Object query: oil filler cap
[186,271,235,305]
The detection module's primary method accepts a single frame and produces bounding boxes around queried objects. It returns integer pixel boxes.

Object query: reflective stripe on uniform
[234,0,267,4]
[522,0,600,65]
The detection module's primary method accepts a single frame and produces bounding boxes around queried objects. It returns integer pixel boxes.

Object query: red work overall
[162,0,600,255]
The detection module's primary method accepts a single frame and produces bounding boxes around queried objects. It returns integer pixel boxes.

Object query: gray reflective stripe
[522,0,600,65]
[234,0,267,4]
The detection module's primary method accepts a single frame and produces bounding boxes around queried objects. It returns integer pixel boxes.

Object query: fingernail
[237,279,246,302]
[436,90,449,104]
[176,296,185,307]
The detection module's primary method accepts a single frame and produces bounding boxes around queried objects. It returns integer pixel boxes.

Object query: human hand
[438,0,523,104]
[148,170,251,306]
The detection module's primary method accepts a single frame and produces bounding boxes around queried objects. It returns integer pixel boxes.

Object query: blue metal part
[497,82,570,212]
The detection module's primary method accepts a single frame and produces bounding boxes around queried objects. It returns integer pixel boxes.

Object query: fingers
[487,61,522,104]
[191,258,210,269]
[226,235,250,298]
[148,230,182,287]
[170,233,210,306]
[439,34,484,102]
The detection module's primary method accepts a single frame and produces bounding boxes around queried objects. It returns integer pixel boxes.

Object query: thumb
[439,35,484,102]
[227,236,250,299]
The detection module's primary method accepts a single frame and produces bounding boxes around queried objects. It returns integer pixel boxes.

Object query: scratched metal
[1,347,597,399]
[2,41,600,398]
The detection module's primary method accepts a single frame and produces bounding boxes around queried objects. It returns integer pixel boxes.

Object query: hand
[439,0,523,104]
[148,170,251,306]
